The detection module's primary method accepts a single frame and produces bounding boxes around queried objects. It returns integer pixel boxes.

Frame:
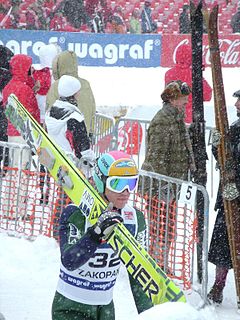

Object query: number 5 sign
[178,182,197,206]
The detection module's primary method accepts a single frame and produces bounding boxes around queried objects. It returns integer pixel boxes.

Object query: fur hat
[58,75,81,97]
[161,80,191,102]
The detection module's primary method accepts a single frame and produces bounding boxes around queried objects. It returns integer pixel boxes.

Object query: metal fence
[134,169,209,302]
[92,112,116,155]
[94,113,217,202]
[0,141,62,239]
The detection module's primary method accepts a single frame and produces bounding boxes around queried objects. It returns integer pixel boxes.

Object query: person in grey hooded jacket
[46,50,96,139]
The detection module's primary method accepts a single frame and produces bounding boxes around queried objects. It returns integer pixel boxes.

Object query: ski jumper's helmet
[93,150,138,194]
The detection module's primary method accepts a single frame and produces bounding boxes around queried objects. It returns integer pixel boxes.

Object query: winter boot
[207,266,229,304]
[207,284,224,304]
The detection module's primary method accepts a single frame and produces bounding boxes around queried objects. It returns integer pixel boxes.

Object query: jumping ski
[5,93,186,306]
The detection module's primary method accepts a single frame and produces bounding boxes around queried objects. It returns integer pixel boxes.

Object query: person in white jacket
[45,74,95,178]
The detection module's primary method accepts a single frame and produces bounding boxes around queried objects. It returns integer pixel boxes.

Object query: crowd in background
[1,0,240,35]
[0,0,158,34]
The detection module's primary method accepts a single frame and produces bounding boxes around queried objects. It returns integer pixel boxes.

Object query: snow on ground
[0,232,239,320]
[1,65,240,319]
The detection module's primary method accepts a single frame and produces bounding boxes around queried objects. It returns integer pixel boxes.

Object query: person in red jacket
[165,44,212,125]
[3,53,40,166]
[2,53,40,219]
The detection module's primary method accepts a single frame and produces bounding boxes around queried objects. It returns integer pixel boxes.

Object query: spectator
[2,54,40,165]
[111,5,127,33]
[165,44,212,125]
[139,81,195,270]
[85,0,112,33]
[46,50,96,139]
[141,0,157,34]
[2,54,40,219]
[91,3,105,33]
[51,150,153,319]
[63,0,90,29]
[0,45,14,168]
[179,4,191,34]
[179,4,207,34]
[141,80,194,180]
[129,8,141,34]
[207,89,240,304]
[45,74,95,177]
[231,6,240,33]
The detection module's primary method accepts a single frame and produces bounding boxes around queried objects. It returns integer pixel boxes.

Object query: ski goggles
[106,175,139,193]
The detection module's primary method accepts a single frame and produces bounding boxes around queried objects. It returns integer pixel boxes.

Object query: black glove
[89,210,123,242]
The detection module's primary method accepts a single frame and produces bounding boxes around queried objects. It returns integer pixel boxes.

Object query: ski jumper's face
[105,188,130,209]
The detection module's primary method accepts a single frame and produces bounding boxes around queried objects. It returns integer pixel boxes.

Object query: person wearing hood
[2,53,40,219]
[0,45,14,169]
[2,53,40,167]
[45,74,95,177]
[46,50,96,139]
[207,90,240,305]
[165,44,212,125]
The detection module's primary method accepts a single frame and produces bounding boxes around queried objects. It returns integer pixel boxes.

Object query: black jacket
[208,118,240,269]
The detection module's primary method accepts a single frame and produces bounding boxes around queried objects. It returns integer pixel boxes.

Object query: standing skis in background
[189,0,209,284]
[204,2,240,309]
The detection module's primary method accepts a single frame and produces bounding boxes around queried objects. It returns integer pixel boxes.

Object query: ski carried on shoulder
[204,3,240,309]
[5,93,186,305]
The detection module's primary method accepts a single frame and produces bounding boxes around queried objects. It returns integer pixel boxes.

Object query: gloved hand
[211,129,222,147]
[79,149,96,178]
[89,210,123,242]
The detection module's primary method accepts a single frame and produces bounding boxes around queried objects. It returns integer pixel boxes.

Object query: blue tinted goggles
[106,175,139,193]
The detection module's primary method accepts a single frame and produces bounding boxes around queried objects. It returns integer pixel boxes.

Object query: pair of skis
[5,93,186,306]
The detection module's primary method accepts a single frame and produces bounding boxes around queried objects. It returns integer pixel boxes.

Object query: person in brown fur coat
[139,80,195,272]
